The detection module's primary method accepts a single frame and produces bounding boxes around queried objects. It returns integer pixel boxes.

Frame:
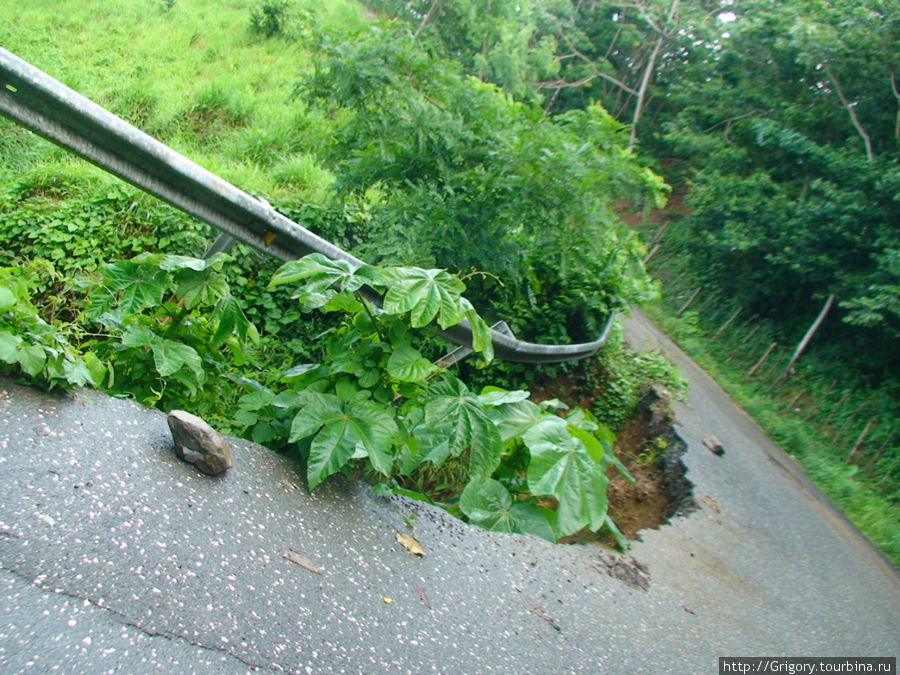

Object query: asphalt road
[0,311,897,673]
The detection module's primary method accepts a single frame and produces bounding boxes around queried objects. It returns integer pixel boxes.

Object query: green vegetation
[247,253,630,541]
[0,261,103,388]
[1,0,895,560]
[0,0,667,545]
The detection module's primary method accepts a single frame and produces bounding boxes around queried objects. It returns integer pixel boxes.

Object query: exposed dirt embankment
[533,375,696,544]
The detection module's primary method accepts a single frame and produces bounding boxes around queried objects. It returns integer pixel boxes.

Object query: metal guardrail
[0,47,614,363]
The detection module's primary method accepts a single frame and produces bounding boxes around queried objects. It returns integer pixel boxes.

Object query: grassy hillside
[0,0,363,200]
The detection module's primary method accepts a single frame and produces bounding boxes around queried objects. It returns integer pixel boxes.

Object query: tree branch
[628,0,679,149]
[548,30,638,96]
[413,0,444,40]
[891,72,900,141]
[702,109,766,134]
[825,65,874,162]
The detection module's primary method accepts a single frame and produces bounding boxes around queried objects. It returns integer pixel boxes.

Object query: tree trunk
[413,0,444,40]
[826,66,873,162]
[777,294,835,383]
[628,0,679,150]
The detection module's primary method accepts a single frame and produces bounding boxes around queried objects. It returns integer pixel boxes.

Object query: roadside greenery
[0,250,633,543]
[3,0,894,559]
[244,253,632,541]
[0,262,103,389]
[296,25,665,342]
[82,252,259,415]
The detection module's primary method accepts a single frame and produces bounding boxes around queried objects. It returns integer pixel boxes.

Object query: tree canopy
[368,0,898,381]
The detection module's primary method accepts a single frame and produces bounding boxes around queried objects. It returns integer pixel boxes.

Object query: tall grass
[0,0,360,199]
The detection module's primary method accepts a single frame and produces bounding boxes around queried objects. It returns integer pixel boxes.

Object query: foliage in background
[367,0,898,387]
[365,0,567,102]
[297,25,665,343]
[626,0,899,548]
[645,0,899,387]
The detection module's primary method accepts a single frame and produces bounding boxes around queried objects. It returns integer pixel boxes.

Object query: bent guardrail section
[0,47,613,363]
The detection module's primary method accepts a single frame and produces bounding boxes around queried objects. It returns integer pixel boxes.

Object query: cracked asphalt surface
[1,311,898,672]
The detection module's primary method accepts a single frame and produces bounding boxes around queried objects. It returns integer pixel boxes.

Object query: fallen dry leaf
[526,597,561,632]
[395,532,424,557]
[282,549,322,574]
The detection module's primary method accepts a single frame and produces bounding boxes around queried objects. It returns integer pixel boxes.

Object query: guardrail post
[712,307,743,341]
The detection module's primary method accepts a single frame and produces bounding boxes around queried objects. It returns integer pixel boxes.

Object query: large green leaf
[174,268,230,309]
[422,376,501,478]
[564,407,599,432]
[407,424,453,471]
[121,326,203,378]
[568,423,634,484]
[462,298,493,362]
[478,387,531,407]
[483,397,543,444]
[524,415,609,535]
[157,253,229,271]
[0,286,15,311]
[62,357,93,387]
[386,342,437,382]
[16,344,47,377]
[151,339,203,378]
[391,408,450,475]
[380,267,467,328]
[94,261,168,315]
[268,253,364,296]
[237,389,276,412]
[212,295,259,347]
[459,478,555,542]
[81,351,107,387]
[289,391,398,489]
[0,330,22,362]
[566,424,607,467]
[120,325,156,349]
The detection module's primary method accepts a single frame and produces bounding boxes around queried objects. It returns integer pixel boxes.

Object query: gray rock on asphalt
[167,409,233,475]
